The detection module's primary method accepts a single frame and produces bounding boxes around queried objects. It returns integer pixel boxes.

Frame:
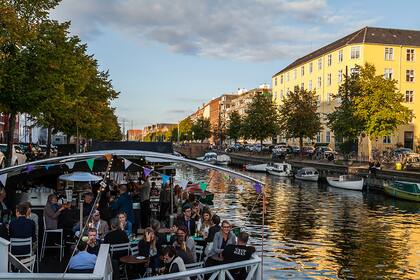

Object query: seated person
[118,212,132,238]
[206,214,221,243]
[9,203,36,256]
[91,210,109,240]
[161,246,188,277]
[197,210,212,239]
[103,218,129,259]
[191,201,201,222]
[176,204,195,237]
[138,227,161,274]
[68,238,97,273]
[44,194,68,230]
[205,220,236,267]
[173,226,196,262]
[86,228,101,255]
[21,202,39,241]
[222,232,256,279]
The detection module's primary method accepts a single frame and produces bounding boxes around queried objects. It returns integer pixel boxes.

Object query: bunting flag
[65,161,75,170]
[0,173,7,186]
[161,174,170,185]
[25,165,34,173]
[124,158,132,170]
[143,167,152,177]
[223,174,230,181]
[253,182,262,194]
[199,182,207,191]
[104,154,113,162]
[177,180,189,189]
[44,164,53,171]
[86,158,95,171]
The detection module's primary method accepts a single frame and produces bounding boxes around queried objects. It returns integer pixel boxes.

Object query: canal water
[176,166,420,279]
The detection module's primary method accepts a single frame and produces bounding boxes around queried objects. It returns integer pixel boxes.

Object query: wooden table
[119,255,149,265]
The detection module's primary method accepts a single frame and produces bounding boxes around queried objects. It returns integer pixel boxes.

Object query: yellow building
[272,27,420,155]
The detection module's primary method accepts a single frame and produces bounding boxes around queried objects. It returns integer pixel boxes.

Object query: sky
[50,0,420,131]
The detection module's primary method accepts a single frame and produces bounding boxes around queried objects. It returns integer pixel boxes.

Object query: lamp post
[192,131,195,142]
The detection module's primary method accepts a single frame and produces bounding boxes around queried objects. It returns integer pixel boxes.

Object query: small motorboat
[327,175,364,191]
[383,180,420,202]
[245,163,268,172]
[295,167,319,182]
[216,154,231,165]
[200,152,217,165]
[266,162,293,177]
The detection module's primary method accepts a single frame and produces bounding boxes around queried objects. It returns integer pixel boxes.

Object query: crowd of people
[0,173,256,279]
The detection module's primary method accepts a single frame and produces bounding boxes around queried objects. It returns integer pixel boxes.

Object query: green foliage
[191,116,211,142]
[179,117,192,141]
[327,63,413,142]
[279,88,321,150]
[242,93,280,144]
[226,110,242,143]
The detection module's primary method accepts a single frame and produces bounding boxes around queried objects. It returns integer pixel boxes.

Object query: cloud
[51,0,375,61]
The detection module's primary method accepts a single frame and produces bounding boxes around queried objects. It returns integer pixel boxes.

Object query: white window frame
[317,76,322,88]
[287,72,290,82]
[351,46,361,59]
[406,69,414,82]
[308,80,312,91]
[406,49,415,61]
[318,58,322,70]
[301,66,304,76]
[338,70,343,83]
[294,69,297,80]
[274,77,277,86]
[385,47,394,61]
[383,136,391,144]
[384,68,393,80]
[405,90,414,102]
[326,131,331,143]
[280,89,284,100]
[327,73,332,86]
[338,49,343,62]
[280,75,284,84]
[309,62,313,73]
[327,54,332,66]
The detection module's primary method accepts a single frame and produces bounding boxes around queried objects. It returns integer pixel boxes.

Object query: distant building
[143,123,177,141]
[127,129,143,141]
[273,26,420,154]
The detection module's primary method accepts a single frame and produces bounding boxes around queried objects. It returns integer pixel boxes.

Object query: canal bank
[227,152,420,193]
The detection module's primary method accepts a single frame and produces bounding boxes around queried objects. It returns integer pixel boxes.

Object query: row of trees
[0,0,121,165]
[225,63,413,156]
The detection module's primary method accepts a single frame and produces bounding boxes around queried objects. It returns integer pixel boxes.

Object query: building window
[350,67,359,75]
[405,90,414,102]
[383,136,391,144]
[280,90,284,99]
[338,69,343,83]
[309,62,313,73]
[406,49,415,61]
[384,68,393,80]
[327,93,332,104]
[287,72,290,82]
[317,77,322,88]
[327,54,332,66]
[274,77,277,86]
[280,75,284,84]
[318,58,322,70]
[327,73,331,86]
[316,95,321,107]
[316,132,321,143]
[351,46,360,59]
[338,49,343,62]
[293,69,297,80]
[301,66,305,76]
[273,92,277,100]
[301,83,304,90]
[308,80,312,91]
[406,70,414,82]
[385,47,394,60]
[326,131,331,143]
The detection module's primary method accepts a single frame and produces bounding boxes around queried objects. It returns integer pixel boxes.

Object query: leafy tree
[242,93,280,145]
[170,127,178,142]
[0,0,61,165]
[279,88,321,156]
[179,117,192,141]
[191,116,211,142]
[226,110,242,143]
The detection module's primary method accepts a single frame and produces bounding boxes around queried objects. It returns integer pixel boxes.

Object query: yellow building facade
[272,27,420,155]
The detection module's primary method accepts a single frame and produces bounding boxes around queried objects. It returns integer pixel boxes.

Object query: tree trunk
[6,113,17,167]
[299,136,304,159]
[46,126,52,158]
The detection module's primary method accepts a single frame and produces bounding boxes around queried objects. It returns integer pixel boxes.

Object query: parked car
[302,146,315,157]
[314,146,336,161]
[0,144,27,166]
[18,143,40,161]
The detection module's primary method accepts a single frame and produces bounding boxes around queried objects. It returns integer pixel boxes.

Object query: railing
[139,254,262,280]
[0,238,112,280]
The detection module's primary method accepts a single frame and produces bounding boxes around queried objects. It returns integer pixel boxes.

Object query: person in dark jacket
[138,227,161,274]
[110,185,134,224]
[9,203,36,256]
[161,246,188,278]
[206,214,221,243]
[176,204,195,237]
[86,228,101,256]
[222,231,255,279]
[103,218,129,259]
[82,192,94,218]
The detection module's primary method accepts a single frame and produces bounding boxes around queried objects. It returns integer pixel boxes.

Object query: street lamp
[192,131,195,142]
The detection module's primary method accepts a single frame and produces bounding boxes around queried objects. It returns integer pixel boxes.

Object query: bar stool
[41,216,64,261]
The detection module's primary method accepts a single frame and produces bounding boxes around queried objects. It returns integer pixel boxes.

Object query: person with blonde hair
[138,227,161,274]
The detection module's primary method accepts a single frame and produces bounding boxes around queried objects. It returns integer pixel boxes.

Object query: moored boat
[216,154,231,165]
[327,175,364,191]
[201,152,217,164]
[383,180,420,202]
[245,163,268,172]
[295,167,319,182]
[266,162,293,177]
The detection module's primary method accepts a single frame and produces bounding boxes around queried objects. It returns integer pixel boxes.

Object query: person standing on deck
[110,184,134,224]
[138,177,151,229]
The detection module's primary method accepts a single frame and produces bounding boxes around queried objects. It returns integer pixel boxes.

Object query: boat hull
[295,174,319,182]
[245,164,267,172]
[267,170,292,177]
[384,183,420,202]
[327,177,364,191]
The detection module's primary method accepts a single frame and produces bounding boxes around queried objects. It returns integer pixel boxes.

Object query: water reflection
[176,166,420,279]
